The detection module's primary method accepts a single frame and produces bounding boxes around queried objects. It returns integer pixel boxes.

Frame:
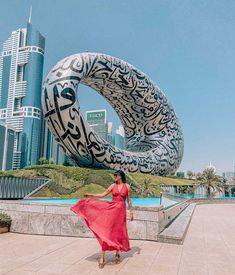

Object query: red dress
[70,183,130,251]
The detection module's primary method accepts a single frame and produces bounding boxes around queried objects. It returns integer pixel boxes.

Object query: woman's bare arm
[84,184,114,198]
[126,184,134,221]
[126,184,132,208]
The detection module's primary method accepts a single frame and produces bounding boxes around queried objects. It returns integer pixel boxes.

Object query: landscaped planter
[0,225,9,233]
[0,212,11,234]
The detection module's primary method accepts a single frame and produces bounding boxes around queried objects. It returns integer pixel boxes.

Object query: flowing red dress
[70,183,130,251]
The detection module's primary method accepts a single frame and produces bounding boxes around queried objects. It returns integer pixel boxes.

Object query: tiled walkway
[1,204,235,275]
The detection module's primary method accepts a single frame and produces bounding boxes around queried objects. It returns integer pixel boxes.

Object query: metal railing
[0,176,50,199]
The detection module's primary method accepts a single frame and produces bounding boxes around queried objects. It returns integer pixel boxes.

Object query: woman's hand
[84,193,91,197]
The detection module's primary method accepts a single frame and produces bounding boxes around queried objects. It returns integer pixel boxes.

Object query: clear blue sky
[0,0,235,175]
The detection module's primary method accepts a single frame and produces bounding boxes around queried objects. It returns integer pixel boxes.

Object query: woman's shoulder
[125,183,131,190]
[108,183,115,190]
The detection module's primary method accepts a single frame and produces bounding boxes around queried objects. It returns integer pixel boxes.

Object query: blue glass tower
[113,125,125,150]
[0,123,15,170]
[0,20,45,169]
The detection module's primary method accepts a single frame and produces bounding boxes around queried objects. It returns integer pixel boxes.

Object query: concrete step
[158,203,196,245]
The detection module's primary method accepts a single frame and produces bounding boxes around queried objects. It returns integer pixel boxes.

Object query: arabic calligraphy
[42,53,184,175]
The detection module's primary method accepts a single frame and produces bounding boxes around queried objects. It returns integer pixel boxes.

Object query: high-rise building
[222,171,235,181]
[86,109,110,141]
[207,162,216,173]
[113,125,125,150]
[86,111,126,149]
[0,18,45,169]
[0,123,15,170]
[42,109,113,165]
[107,122,113,144]
[42,124,66,165]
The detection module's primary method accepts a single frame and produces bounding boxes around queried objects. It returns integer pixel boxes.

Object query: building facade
[42,109,113,166]
[0,21,45,169]
[42,124,66,165]
[113,125,125,149]
[86,109,111,141]
[223,171,235,181]
[0,123,15,170]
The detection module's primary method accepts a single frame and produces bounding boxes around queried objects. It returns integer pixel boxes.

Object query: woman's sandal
[115,253,121,264]
[98,258,105,269]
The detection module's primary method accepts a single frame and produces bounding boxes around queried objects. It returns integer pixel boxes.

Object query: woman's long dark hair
[114,170,126,183]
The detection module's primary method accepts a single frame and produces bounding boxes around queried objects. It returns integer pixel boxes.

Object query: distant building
[86,111,126,149]
[42,125,65,165]
[43,109,127,164]
[223,164,235,180]
[86,109,110,141]
[207,162,217,173]
[107,122,113,144]
[223,171,235,181]
[0,123,15,170]
[42,123,77,166]
[113,125,125,150]
[0,18,45,169]
[176,171,185,178]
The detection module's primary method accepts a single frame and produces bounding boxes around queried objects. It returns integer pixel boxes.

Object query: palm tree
[137,178,155,197]
[178,185,194,194]
[195,168,224,198]
[187,170,195,179]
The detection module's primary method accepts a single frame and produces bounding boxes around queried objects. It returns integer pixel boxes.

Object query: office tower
[42,109,112,165]
[223,171,235,181]
[113,125,125,150]
[0,18,45,169]
[86,109,109,141]
[0,123,15,170]
[207,162,216,173]
[42,124,66,165]
[107,122,113,144]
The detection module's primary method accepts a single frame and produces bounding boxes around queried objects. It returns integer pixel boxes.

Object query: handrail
[24,179,52,199]
[0,176,49,199]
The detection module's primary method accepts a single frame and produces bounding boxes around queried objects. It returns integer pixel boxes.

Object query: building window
[16,65,24,82]
[14,98,21,112]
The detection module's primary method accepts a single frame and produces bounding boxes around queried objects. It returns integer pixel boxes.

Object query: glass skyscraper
[86,109,114,143]
[86,109,108,140]
[0,123,15,170]
[0,20,45,169]
[42,124,66,165]
[113,125,125,150]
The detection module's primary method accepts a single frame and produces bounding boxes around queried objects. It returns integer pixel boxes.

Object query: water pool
[175,193,235,199]
[23,197,163,207]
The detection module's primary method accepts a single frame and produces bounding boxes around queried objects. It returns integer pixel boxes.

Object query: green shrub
[47,181,78,195]
[38,157,49,165]
[0,212,12,228]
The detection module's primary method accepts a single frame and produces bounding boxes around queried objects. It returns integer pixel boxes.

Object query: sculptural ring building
[42,53,183,175]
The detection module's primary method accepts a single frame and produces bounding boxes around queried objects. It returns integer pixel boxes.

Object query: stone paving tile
[14,241,99,273]
[178,264,208,275]
[116,241,161,275]
[180,252,207,266]
[145,243,182,275]
[1,204,235,275]
[5,271,37,275]
[177,204,235,275]
[0,268,11,275]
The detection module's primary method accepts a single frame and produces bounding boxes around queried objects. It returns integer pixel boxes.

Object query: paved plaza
[1,204,235,275]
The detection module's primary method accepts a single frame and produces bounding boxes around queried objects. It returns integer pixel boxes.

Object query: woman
[70,170,134,268]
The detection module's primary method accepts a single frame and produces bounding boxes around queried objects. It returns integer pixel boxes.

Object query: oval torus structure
[42,52,184,175]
